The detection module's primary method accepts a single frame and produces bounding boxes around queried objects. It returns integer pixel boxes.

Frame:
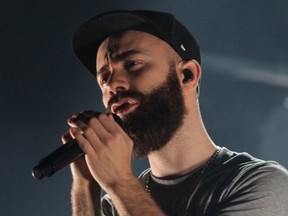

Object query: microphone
[32,114,122,180]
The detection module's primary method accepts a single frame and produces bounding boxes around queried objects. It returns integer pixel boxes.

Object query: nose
[106,71,130,96]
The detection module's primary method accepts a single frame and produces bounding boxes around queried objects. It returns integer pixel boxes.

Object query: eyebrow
[110,49,143,61]
[96,49,144,75]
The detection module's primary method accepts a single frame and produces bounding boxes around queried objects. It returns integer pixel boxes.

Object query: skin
[63,30,217,216]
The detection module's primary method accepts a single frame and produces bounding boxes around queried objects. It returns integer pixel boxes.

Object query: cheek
[99,88,109,108]
[133,72,167,93]
[102,94,110,108]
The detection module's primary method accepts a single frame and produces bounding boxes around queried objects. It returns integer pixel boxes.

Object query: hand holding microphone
[32,111,123,180]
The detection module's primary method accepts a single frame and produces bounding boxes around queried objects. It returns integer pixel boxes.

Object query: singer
[61,10,288,215]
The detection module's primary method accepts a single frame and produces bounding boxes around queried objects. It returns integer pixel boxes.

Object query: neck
[147,103,217,178]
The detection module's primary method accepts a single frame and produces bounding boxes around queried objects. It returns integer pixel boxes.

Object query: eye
[124,60,140,69]
[99,72,110,85]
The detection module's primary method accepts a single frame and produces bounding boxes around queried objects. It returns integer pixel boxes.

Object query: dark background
[1,1,287,215]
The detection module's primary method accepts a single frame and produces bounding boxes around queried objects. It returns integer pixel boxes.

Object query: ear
[178,60,202,92]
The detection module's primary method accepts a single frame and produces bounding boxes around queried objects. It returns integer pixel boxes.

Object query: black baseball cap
[72,10,201,76]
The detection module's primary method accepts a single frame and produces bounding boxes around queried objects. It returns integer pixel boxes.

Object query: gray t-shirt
[102,147,288,215]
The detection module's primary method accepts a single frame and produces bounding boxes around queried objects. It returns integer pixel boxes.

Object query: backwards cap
[72,10,201,76]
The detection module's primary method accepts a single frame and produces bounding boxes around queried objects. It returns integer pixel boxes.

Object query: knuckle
[101,136,110,145]
[82,127,94,137]
[102,135,114,145]
[105,132,122,146]
[114,132,122,140]
[87,118,98,128]
[77,139,90,152]
[98,113,108,121]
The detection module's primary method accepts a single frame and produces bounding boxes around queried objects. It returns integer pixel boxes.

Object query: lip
[111,97,139,116]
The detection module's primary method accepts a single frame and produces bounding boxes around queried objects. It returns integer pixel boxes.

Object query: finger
[68,112,91,125]
[61,132,73,144]
[68,112,103,129]
[75,111,102,124]
[70,117,104,150]
[80,111,118,133]
[97,113,124,135]
[69,127,97,156]
[68,112,122,146]
[82,113,113,139]
[69,111,119,133]
[88,114,130,152]
[80,111,121,130]
[85,114,120,145]
[81,110,101,118]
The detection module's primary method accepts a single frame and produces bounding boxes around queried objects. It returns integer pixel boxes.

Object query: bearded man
[62,10,288,216]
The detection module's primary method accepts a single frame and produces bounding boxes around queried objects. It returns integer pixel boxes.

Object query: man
[62,10,288,215]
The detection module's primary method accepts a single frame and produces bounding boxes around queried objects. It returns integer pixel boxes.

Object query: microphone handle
[32,113,122,180]
[32,140,83,179]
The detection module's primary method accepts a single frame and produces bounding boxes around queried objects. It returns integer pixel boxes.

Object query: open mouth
[111,98,139,116]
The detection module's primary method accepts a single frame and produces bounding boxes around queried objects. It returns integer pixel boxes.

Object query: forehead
[96,30,178,67]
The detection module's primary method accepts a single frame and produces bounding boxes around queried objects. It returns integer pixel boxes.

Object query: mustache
[106,90,144,113]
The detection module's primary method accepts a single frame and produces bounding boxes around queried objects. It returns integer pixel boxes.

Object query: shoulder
[214,147,288,180]
[210,147,288,190]
[201,147,288,215]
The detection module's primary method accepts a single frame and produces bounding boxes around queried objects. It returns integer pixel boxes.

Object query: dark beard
[106,68,186,157]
